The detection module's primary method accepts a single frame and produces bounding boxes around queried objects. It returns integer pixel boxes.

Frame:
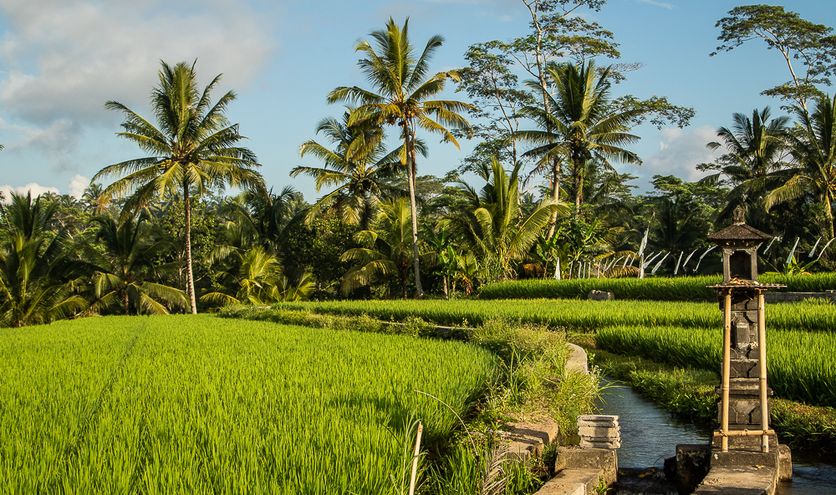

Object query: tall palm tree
[0,193,85,327]
[705,107,789,220]
[517,61,641,215]
[93,60,265,313]
[766,95,836,237]
[292,112,417,228]
[328,18,472,297]
[87,215,186,315]
[453,158,565,281]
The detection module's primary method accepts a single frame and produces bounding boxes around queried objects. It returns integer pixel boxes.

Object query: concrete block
[579,439,621,449]
[535,468,600,495]
[578,425,620,439]
[777,444,792,482]
[577,414,618,426]
[694,466,776,495]
[555,446,617,487]
[587,290,614,301]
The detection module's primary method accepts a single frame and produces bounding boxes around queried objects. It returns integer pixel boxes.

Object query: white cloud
[642,125,719,182]
[68,174,90,199]
[0,0,273,156]
[637,0,674,10]
[0,182,60,203]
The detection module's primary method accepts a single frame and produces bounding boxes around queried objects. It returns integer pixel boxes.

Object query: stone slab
[500,419,560,461]
[579,439,621,450]
[578,425,620,439]
[694,466,776,495]
[565,343,589,374]
[555,446,617,485]
[535,468,599,495]
[578,414,619,426]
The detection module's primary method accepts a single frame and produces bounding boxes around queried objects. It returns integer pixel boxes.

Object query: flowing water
[597,378,836,493]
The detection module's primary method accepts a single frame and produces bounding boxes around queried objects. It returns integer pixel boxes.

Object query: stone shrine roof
[707,223,772,243]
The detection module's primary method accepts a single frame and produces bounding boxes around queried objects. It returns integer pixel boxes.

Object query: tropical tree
[340,198,415,298]
[328,18,472,297]
[0,193,85,327]
[292,112,416,228]
[88,215,186,315]
[201,246,313,306]
[517,61,641,214]
[453,158,565,281]
[93,60,265,314]
[766,95,836,237]
[702,107,788,220]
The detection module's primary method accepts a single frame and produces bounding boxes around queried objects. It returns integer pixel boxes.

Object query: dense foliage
[3,3,836,327]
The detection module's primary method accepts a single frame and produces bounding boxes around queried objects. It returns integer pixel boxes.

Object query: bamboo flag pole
[758,292,769,453]
[408,422,423,495]
[721,290,732,452]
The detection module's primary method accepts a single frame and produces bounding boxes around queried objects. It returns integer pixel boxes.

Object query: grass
[478,273,836,301]
[0,315,497,494]
[221,307,601,494]
[595,325,836,407]
[275,298,836,332]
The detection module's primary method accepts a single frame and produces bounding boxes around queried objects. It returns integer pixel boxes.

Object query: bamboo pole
[408,422,423,495]
[758,291,770,453]
[721,290,732,452]
[713,429,776,438]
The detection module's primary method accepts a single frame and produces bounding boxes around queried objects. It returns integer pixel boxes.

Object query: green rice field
[478,273,836,301]
[270,299,836,408]
[277,298,836,332]
[0,315,496,494]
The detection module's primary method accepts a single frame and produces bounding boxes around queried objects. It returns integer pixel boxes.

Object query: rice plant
[0,315,496,493]
[478,273,836,301]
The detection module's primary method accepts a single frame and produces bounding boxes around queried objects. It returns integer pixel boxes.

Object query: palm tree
[88,215,186,315]
[328,18,472,297]
[0,193,85,327]
[453,158,565,281]
[517,61,641,215]
[201,246,314,306]
[93,61,265,313]
[766,95,836,237]
[340,198,414,298]
[292,112,416,228]
[705,107,789,220]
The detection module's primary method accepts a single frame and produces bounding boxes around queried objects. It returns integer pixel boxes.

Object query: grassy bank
[274,298,836,332]
[479,273,836,301]
[595,325,836,407]
[0,315,495,493]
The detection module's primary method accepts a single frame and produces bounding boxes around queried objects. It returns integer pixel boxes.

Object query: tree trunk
[547,161,562,237]
[443,275,449,299]
[574,159,584,214]
[184,182,198,314]
[123,290,130,315]
[404,123,424,298]
[554,257,561,280]
[825,191,835,239]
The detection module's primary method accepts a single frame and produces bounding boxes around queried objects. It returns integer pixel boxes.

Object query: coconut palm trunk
[184,181,197,314]
[405,123,424,297]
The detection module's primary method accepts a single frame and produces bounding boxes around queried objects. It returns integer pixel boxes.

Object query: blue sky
[0,0,833,201]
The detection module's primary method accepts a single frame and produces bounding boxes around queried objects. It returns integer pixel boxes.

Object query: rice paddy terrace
[0,315,496,493]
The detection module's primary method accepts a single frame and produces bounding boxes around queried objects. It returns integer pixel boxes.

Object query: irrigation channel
[597,378,836,494]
